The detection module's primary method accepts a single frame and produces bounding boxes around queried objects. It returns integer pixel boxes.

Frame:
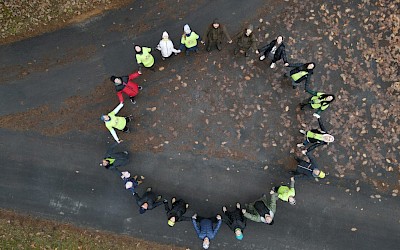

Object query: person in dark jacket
[285,62,315,90]
[300,87,335,115]
[222,202,246,240]
[259,36,289,68]
[234,24,259,57]
[110,71,143,105]
[99,142,129,175]
[133,187,163,214]
[290,150,326,179]
[243,191,278,225]
[204,18,232,51]
[163,197,190,227]
[192,213,222,249]
[297,113,334,151]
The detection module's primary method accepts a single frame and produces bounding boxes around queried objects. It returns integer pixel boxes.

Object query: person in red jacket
[110,71,143,104]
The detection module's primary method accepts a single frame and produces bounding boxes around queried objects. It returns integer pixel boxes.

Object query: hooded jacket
[204,19,231,43]
[111,72,140,103]
[192,218,222,240]
[223,208,246,232]
[236,25,257,50]
[157,31,180,58]
[295,151,321,178]
[244,193,278,223]
[134,190,163,210]
[164,199,190,222]
[103,142,129,170]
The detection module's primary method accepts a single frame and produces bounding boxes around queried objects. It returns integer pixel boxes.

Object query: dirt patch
[0,0,133,45]
[0,209,185,249]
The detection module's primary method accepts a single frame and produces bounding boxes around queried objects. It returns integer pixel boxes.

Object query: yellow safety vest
[306,131,324,141]
[181,32,199,48]
[311,93,329,110]
[136,47,154,67]
[291,71,308,82]
[105,111,126,131]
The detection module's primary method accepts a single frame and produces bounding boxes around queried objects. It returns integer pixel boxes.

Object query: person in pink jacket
[110,71,143,104]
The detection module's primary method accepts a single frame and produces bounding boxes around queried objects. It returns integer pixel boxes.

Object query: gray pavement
[0,0,399,249]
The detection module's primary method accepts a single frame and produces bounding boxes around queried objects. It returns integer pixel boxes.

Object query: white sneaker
[297,143,304,148]
[299,129,306,134]
[259,55,266,61]
[270,63,276,68]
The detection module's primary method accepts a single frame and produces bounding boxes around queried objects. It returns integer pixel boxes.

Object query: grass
[0,209,186,250]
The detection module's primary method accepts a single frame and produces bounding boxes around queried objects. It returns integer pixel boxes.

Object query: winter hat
[162,31,169,39]
[318,171,326,178]
[139,207,147,214]
[167,219,175,227]
[110,76,117,82]
[213,18,219,24]
[121,171,131,179]
[184,24,191,34]
[100,115,106,121]
[125,181,133,189]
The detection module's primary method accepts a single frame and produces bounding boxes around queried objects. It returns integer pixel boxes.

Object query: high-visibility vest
[181,32,199,48]
[135,47,154,67]
[105,111,126,131]
[311,93,329,110]
[291,71,308,82]
[105,158,116,165]
[277,186,295,202]
[306,130,324,141]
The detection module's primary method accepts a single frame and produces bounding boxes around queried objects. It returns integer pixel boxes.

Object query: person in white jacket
[156,31,181,60]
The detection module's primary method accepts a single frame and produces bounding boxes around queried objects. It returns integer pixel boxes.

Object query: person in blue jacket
[191,213,222,249]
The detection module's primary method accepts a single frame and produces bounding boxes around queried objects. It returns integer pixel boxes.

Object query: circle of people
[99,19,336,249]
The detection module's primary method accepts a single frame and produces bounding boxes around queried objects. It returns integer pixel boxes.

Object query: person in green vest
[274,177,296,205]
[135,45,155,72]
[285,62,315,90]
[297,113,334,151]
[300,87,335,114]
[180,24,204,56]
[242,190,278,225]
[101,103,132,143]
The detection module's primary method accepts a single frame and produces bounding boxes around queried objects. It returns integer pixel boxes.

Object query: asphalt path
[0,1,399,249]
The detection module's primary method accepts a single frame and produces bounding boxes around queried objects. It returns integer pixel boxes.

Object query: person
[300,87,335,114]
[259,35,289,68]
[191,213,222,249]
[120,171,142,194]
[222,202,246,240]
[180,24,204,56]
[134,45,155,72]
[204,18,232,52]
[156,31,181,60]
[101,103,132,143]
[274,177,296,205]
[99,142,130,175]
[242,190,278,225]
[133,187,163,214]
[110,71,143,105]
[297,113,334,151]
[285,62,315,89]
[290,150,326,179]
[163,197,190,227]
[234,24,259,57]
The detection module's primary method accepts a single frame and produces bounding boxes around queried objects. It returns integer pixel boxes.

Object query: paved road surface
[0,1,399,249]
